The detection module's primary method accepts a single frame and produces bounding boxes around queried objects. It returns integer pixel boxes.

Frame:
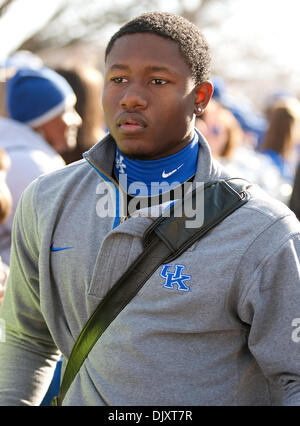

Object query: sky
[1,0,300,103]
[0,0,65,61]
[204,0,300,103]
[213,0,300,71]
[1,0,300,67]
[1,0,299,51]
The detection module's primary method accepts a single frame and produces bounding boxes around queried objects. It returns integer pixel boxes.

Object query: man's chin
[117,145,155,161]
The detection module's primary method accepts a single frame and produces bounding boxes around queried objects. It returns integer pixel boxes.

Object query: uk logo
[160,264,192,292]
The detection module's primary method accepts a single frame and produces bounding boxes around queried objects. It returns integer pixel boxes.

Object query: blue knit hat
[6,67,76,127]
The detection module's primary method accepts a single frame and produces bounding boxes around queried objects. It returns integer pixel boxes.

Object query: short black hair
[105,12,211,84]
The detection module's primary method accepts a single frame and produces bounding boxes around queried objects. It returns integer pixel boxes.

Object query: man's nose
[119,84,147,110]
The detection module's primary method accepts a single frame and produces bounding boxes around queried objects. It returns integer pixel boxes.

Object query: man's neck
[114,132,199,199]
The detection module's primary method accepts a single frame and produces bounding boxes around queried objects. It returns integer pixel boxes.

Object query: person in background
[211,76,267,149]
[6,67,82,156]
[0,66,82,265]
[0,148,12,307]
[0,50,44,117]
[196,99,291,203]
[196,98,242,158]
[55,66,106,164]
[289,161,300,220]
[260,98,300,183]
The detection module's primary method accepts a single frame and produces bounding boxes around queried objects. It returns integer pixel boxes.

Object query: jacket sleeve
[0,180,61,406]
[237,217,300,405]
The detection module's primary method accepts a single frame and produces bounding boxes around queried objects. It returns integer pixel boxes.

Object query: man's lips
[116,113,147,132]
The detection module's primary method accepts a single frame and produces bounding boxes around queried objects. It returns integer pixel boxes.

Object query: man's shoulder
[208,161,298,230]
[244,183,296,222]
[236,183,300,247]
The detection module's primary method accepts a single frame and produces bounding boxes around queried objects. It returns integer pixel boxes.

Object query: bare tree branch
[21,0,164,51]
[0,0,14,16]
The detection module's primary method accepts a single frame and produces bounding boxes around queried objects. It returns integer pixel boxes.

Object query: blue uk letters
[160,264,192,292]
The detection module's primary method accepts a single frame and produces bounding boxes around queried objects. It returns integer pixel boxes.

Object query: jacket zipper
[83,153,127,228]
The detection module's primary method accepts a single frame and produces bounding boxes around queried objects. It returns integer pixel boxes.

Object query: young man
[0,12,300,406]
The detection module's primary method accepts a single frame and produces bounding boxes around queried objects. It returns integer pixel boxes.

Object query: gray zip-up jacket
[0,132,300,406]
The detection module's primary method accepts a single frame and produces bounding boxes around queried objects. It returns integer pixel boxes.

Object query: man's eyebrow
[144,65,173,73]
[107,64,175,74]
[107,64,130,72]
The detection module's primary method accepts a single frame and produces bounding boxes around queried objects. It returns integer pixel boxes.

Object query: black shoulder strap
[144,178,250,262]
[51,178,251,406]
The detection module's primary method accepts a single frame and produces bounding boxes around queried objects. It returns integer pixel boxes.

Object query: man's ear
[194,81,214,116]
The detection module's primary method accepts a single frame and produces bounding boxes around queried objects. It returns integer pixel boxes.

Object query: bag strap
[143,178,250,262]
[51,178,251,406]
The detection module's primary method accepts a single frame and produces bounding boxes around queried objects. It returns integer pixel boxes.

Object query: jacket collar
[84,128,224,184]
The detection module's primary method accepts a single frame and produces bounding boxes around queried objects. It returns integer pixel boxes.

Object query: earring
[196,106,203,115]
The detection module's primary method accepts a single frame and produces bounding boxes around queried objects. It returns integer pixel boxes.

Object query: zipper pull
[119,216,127,224]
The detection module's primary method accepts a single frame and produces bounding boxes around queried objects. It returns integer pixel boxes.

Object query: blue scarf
[114,132,199,197]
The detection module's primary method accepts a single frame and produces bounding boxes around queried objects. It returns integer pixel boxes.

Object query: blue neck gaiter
[114,132,199,197]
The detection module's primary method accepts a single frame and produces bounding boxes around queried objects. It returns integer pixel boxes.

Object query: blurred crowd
[0,49,106,281]
[1,48,300,304]
[197,77,300,205]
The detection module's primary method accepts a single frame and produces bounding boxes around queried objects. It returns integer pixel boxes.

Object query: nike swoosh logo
[50,243,74,252]
[162,163,184,178]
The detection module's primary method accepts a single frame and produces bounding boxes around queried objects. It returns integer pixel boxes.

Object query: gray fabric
[1,131,300,405]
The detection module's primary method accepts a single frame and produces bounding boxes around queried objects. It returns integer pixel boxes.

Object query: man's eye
[151,79,167,85]
[111,77,127,84]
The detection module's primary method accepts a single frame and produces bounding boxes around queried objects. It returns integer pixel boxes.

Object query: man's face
[36,106,82,154]
[103,33,199,160]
